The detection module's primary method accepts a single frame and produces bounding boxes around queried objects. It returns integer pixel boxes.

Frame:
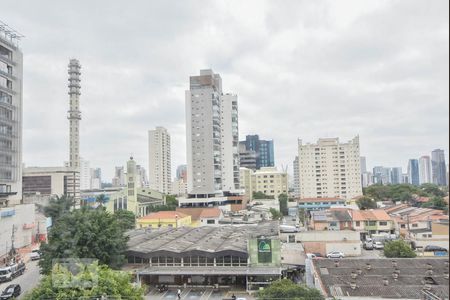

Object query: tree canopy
[421,196,448,211]
[253,191,275,199]
[278,193,289,216]
[270,208,283,221]
[363,183,447,204]
[257,279,324,300]
[24,264,143,300]
[114,209,137,232]
[39,208,128,275]
[356,196,377,210]
[43,195,75,224]
[384,240,417,258]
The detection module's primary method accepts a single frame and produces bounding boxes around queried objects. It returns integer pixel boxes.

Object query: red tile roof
[199,207,222,218]
[349,209,392,221]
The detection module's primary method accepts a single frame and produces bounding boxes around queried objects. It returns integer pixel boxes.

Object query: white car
[326,251,345,259]
[30,250,41,261]
[373,241,384,250]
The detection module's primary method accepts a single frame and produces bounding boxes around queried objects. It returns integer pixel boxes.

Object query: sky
[3,0,449,181]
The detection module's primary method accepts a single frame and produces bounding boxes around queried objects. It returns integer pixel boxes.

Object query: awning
[136,266,282,276]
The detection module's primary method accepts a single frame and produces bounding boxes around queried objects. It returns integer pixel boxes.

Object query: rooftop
[199,207,222,218]
[138,211,189,220]
[126,222,279,258]
[298,197,345,203]
[351,209,392,221]
[313,258,449,299]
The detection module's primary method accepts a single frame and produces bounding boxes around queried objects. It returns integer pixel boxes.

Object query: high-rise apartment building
[407,159,420,186]
[298,136,362,200]
[136,164,149,188]
[67,59,81,169]
[240,135,274,170]
[390,167,402,184]
[419,155,432,184]
[293,156,300,197]
[0,24,23,206]
[361,172,373,188]
[148,127,171,194]
[431,149,447,186]
[185,69,239,196]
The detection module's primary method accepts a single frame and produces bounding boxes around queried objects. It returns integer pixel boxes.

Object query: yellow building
[252,167,288,199]
[137,211,191,228]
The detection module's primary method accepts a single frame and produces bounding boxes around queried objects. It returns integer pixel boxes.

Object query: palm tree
[96,194,108,208]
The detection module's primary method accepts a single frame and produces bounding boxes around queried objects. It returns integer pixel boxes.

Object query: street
[0,260,42,299]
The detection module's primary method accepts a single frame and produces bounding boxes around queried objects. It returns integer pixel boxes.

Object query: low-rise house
[136,211,191,229]
[297,197,346,211]
[199,207,223,226]
[350,209,395,237]
[408,220,449,251]
[310,209,353,231]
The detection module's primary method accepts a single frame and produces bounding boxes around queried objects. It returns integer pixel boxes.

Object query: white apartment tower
[0,23,23,206]
[79,157,91,190]
[68,59,81,170]
[148,127,171,194]
[298,136,362,200]
[185,69,239,196]
[419,155,432,184]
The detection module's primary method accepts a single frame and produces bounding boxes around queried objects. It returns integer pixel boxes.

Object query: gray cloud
[3,0,448,180]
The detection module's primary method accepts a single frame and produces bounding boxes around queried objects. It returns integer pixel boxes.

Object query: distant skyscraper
[90,168,101,189]
[185,69,239,195]
[418,156,432,184]
[402,173,409,184]
[407,159,420,186]
[390,167,402,185]
[293,156,300,197]
[298,136,362,200]
[360,156,367,173]
[238,143,257,170]
[79,158,91,190]
[148,127,171,194]
[136,165,149,188]
[431,149,447,186]
[112,166,125,187]
[373,166,391,185]
[241,135,274,169]
[0,24,23,205]
[361,172,373,188]
[176,164,187,181]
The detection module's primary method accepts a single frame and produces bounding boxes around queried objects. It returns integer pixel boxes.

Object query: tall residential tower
[0,23,23,206]
[185,69,239,196]
[419,155,432,184]
[431,149,447,186]
[148,127,171,194]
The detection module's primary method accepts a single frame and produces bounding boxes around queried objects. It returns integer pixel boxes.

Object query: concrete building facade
[79,157,90,190]
[293,156,300,197]
[240,135,274,170]
[298,136,362,200]
[252,167,288,199]
[148,127,171,194]
[390,167,402,184]
[0,25,23,206]
[185,69,239,196]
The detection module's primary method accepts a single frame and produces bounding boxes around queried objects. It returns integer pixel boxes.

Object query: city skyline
[3,0,448,181]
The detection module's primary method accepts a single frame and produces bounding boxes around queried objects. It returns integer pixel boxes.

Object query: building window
[379,221,388,226]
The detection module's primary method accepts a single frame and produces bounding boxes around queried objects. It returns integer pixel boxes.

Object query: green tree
[43,195,75,225]
[114,210,136,231]
[39,208,128,275]
[257,279,324,300]
[420,183,446,197]
[166,195,179,208]
[96,194,108,207]
[421,196,448,211]
[253,191,274,199]
[384,240,416,258]
[23,264,143,300]
[269,208,283,221]
[356,196,377,210]
[278,193,289,216]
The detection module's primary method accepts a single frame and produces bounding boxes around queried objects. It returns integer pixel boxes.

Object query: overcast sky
[3,0,449,181]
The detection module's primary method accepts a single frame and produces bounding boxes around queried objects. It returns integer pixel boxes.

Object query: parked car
[374,241,384,250]
[30,250,41,261]
[326,251,345,259]
[1,284,21,300]
[424,245,448,252]
[363,241,374,250]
